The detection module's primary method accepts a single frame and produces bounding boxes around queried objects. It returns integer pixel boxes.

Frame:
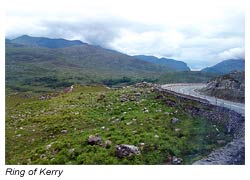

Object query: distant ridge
[11,35,86,48]
[201,59,245,74]
[134,55,190,72]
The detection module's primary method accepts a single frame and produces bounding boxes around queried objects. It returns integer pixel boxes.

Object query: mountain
[200,71,245,103]
[6,35,215,93]
[6,38,171,92]
[201,59,245,74]
[11,35,85,48]
[134,55,190,71]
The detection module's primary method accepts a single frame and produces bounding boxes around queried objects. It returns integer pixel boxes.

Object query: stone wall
[153,86,245,164]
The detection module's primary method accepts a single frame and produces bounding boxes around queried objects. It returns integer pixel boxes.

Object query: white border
[1,0,249,180]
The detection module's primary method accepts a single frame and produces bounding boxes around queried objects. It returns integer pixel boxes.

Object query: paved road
[161,83,245,116]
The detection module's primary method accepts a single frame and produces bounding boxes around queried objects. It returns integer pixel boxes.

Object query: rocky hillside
[200,71,245,103]
[6,83,233,165]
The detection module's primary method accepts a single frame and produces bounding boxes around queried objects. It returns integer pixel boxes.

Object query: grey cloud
[23,17,164,49]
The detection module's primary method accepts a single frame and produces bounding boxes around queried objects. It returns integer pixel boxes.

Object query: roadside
[161,83,245,116]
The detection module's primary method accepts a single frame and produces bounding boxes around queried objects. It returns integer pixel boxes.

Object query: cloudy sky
[5,0,245,69]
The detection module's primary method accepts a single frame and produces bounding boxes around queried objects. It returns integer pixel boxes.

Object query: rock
[126,122,132,125]
[39,95,46,100]
[102,140,112,148]
[40,154,46,159]
[172,156,183,165]
[164,112,170,116]
[63,85,74,93]
[174,128,181,132]
[120,95,129,102]
[139,143,145,150]
[97,94,106,101]
[116,144,141,158]
[143,107,149,113]
[154,135,159,138]
[46,144,52,150]
[69,148,75,153]
[171,117,180,124]
[165,99,176,107]
[217,140,226,145]
[134,92,141,96]
[61,129,68,134]
[88,134,102,145]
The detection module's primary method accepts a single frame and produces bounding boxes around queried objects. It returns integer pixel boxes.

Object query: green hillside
[6,43,167,93]
[6,43,219,94]
[6,84,232,164]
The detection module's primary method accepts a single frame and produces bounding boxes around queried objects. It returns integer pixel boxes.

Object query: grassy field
[6,85,232,165]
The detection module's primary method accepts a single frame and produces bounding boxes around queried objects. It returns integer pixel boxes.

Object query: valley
[5,35,245,165]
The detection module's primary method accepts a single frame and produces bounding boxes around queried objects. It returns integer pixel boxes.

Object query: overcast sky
[5,0,245,69]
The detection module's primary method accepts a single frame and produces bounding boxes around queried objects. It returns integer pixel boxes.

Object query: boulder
[116,144,141,158]
[87,134,102,145]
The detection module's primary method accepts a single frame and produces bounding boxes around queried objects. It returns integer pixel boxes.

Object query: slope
[201,59,245,74]
[134,55,190,71]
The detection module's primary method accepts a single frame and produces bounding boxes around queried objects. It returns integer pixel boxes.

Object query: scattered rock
[40,154,46,159]
[174,128,181,132]
[165,99,176,107]
[88,134,102,145]
[217,140,226,145]
[172,156,183,165]
[154,135,159,138]
[102,140,112,148]
[97,94,106,101]
[46,144,52,150]
[139,143,145,150]
[61,129,68,134]
[134,92,141,97]
[171,117,180,124]
[63,85,74,93]
[69,148,75,153]
[143,107,149,113]
[116,144,141,158]
[120,96,128,102]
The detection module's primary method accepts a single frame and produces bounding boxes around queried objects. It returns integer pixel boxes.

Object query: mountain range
[5,35,245,93]
[134,55,190,71]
